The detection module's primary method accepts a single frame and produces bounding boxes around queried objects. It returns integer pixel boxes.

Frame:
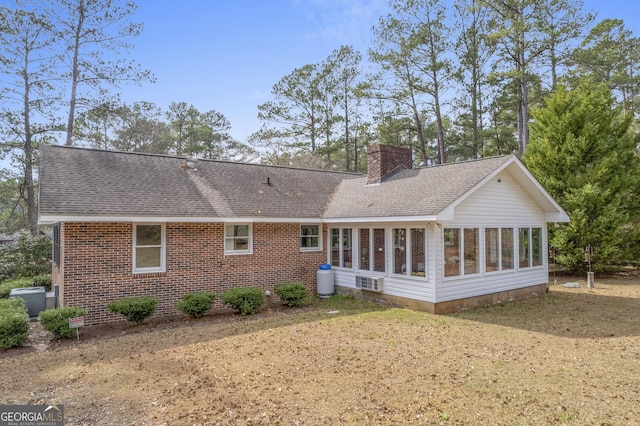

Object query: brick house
[38,144,568,325]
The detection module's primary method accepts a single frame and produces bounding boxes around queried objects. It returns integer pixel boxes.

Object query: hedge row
[0,274,53,299]
[3,283,311,346]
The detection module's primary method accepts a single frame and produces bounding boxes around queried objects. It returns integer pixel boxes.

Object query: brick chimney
[367,144,413,184]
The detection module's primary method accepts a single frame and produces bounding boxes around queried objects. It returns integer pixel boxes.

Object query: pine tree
[523,83,640,272]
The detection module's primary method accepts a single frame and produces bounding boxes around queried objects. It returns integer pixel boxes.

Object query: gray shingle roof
[40,145,563,224]
[38,145,358,220]
[323,155,514,219]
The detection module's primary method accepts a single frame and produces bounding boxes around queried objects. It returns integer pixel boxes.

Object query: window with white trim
[300,224,321,251]
[225,224,252,254]
[133,223,165,273]
[519,227,543,268]
[444,227,479,277]
[485,227,515,272]
[392,227,426,276]
[330,228,353,268]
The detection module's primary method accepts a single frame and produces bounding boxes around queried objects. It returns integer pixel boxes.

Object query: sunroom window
[357,228,387,273]
[444,227,479,277]
[330,228,353,268]
[519,227,543,268]
[133,223,165,273]
[485,227,515,272]
[392,228,426,276]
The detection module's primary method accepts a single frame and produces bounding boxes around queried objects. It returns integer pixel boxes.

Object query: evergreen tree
[523,83,640,272]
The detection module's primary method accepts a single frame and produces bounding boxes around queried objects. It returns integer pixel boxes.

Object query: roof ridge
[415,154,513,171]
[43,144,362,176]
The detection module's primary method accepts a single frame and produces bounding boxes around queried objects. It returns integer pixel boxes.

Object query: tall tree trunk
[516,32,528,155]
[22,63,37,236]
[343,89,351,171]
[433,85,446,164]
[521,71,530,153]
[471,72,479,159]
[66,0,86,146]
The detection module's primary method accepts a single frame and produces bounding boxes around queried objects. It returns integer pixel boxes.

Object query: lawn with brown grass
[1,274,639,425]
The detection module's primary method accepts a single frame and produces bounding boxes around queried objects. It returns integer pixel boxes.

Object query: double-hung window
[300,224,321,251]
[225,224,252,254]
[133,223,165,273]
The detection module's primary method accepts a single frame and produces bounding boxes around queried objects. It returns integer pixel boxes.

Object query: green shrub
[0,297,27,311]
[176,291,216,318]
[31,274,52,292]
[107,296,157,325]
[0,278,33,299]
[221,287,265,315]
[0,231,52,281]
[39,306,86,339]
[274,281,309,307]
[0,298,29,349]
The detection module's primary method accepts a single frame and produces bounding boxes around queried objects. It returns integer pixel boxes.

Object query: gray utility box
[10,286,46,317]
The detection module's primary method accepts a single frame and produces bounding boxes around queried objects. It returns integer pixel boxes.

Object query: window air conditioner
[355,275,384,292]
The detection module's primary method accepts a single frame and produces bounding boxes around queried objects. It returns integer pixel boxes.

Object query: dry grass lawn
[1,274,639,425]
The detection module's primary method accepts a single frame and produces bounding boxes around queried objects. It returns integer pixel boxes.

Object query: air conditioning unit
[355,275,384,292]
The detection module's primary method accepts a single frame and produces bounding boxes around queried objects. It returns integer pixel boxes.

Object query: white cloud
[295,0,389,49]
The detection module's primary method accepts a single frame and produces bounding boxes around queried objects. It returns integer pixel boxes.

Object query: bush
[0,278,33,299]
[0,298,29,349]
[31,274,52,292]
[176,291,216,318]
[0,297,27,311]
[39,306,86,339]
[221,287,265,315]
[274,282,309,307]
[107,296,157,325]
[0,231,52,281]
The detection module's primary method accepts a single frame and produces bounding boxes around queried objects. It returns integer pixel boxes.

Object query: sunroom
[322,146,568,312]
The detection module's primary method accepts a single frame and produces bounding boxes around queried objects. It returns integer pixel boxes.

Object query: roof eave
[322,215,438,223]
[38,214,325,224]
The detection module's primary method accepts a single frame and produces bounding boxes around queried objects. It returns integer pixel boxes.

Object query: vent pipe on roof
[182,157,198,172]
[263,177,271,185]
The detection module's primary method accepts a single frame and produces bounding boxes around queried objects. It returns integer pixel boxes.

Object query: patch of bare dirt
[1,276,639,425]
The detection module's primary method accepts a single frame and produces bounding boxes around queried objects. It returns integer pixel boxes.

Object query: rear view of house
[38,144,568,325]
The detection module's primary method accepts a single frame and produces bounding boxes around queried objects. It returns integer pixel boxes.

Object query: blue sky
[122,0,389,142]
[120,0,639,144]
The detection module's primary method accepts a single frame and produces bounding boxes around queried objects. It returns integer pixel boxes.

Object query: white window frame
[391,227,426,278]
[484,227,515,273]
[329,228,353,269]
[133,223,166,274]
[224,223,253,255]
[300,224,322,252]
[443,227,480,278]
[518,227,544,269]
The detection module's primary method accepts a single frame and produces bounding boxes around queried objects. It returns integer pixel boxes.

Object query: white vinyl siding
[436,171,548,302]
[330,170,550,305]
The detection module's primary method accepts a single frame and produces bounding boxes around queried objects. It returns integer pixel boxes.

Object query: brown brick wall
[367,145,412,184]
[59,222,327,325]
